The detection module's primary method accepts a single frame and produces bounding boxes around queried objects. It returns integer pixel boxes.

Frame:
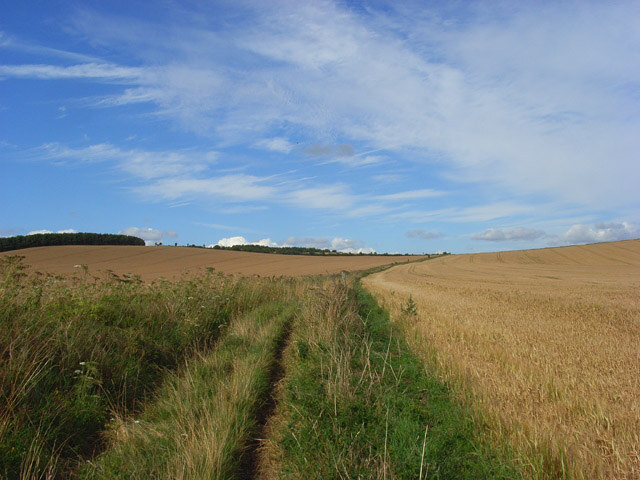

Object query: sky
[1,0,639,253]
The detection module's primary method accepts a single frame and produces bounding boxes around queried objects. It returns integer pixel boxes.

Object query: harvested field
[0,245,423,280]
[363,239,640,480]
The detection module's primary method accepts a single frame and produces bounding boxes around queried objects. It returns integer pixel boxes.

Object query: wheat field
[363,240,640,479]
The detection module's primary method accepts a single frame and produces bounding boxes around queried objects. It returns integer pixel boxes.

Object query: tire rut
[238,319,292,479]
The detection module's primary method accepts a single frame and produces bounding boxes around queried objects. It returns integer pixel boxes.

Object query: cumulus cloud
[472,227,546,242]
[406,229,444,240]
[27,229,78,235]
[551,222,639,245]
[282,236,375,254]
[119,227,177,246]
[213,236,278,248]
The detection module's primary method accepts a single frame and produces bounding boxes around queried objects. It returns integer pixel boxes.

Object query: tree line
[0,233,145,252]
[210,244,377,255]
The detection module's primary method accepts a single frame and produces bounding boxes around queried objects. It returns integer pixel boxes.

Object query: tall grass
[0,255,286,479]
[80,300,296,479]
[259,276,520,479]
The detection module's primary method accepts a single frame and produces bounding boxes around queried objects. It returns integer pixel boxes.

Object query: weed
[401,294,418,316]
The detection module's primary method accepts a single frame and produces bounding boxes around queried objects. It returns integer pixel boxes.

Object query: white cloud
[550,222,639,245]
[215,236,249,247]
[27,229,77,235]
[119,227,177,246]
[214,235,375,253]
[387,202,536,224]
[254,238,278,247]
[255,137,294,153]
[472,227,546,242]
[34,141,436,217]
[281,236,376,254]
[8,2,639,239]
[138,175,277,202]
[377,189,443,201]
[45,1,637,210]
[39,143,218,180]
[213,236,280,248]
[0,62,144,81]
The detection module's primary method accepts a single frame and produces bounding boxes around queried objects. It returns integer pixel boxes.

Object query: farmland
[363,239,640,479]
[0,245,424,280]
[3,239,638,479]
[1,251,516,479]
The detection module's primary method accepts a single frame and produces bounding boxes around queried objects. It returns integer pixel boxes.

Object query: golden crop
[364,240,640,479]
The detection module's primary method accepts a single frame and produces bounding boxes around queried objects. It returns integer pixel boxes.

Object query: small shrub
[401,294,418,316]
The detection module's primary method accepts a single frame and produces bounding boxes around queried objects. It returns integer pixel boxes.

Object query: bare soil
[0,245,423,280]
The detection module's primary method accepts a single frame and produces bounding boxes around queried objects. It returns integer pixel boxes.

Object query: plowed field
[0,245,422,280]
[363,239,640,480]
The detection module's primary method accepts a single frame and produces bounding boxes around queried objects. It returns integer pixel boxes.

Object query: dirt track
[0,245,424,280]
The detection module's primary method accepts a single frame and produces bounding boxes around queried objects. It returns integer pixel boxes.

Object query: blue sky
[1,0,639,253]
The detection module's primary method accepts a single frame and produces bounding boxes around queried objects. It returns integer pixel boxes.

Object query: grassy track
[81,301,296,479]
[258,277,520,479]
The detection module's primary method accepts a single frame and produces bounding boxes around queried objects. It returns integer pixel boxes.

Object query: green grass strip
[271,279,521,479]
[80,300,296,479]
[354,282,520,479]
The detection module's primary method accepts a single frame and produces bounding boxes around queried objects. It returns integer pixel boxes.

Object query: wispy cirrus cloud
[5,1,637,211]
[38,143,218,179]
[0,62,144,81]
[31,143,433,217]
[137,175,278,203]
[376,189,443,201]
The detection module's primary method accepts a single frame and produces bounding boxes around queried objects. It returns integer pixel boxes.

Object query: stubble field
[0,245,423,280]
[363,239,640,479]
